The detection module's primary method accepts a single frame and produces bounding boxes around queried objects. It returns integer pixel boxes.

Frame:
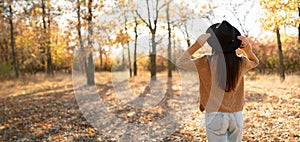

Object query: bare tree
[136,0,168,81]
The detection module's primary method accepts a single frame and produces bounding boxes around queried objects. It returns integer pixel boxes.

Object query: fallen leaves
[0,73,299,141]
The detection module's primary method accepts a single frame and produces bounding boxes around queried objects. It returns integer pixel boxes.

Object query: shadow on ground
[0,79,203,141]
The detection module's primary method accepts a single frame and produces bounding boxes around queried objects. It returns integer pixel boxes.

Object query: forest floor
[0,71,299,141]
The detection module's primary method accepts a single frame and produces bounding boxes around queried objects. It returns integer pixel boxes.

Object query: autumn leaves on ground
[0,72,299,141]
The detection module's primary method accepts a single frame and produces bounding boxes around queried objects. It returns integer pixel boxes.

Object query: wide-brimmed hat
[206,20,241,53]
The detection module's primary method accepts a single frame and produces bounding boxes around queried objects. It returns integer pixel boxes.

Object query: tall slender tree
[86,0,95,85]
[136,0,168,81]
[172,26,176,71]
[42,0,54,76]
[124,14,132,77]
[117,0,138,76]
[9,0,19,78]
[260,0,299,81]
[133,13,139,76]
[166,1,172,77]
[77,0,89,83]
[275,27,285,80]
[298,4,300,44]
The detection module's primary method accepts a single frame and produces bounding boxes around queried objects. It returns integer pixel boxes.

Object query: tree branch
[135,10,151,28]
[227,1,248,36]
[158,0,172,12]
[155,33,168,45]
[146,0,153,29]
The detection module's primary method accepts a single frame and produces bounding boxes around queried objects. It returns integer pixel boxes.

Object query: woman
[176,20,259,141]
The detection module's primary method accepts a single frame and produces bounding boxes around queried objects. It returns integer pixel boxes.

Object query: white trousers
[205,111,243,142]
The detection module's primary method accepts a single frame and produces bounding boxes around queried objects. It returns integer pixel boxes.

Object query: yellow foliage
[115,29,131,45]
[260,0,300,31]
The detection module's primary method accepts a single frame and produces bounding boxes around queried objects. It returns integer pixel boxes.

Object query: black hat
[206,20,241,53]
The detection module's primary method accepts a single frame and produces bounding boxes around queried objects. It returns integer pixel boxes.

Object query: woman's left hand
[196,33,211,46]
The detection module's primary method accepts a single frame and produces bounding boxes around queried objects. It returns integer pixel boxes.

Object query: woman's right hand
[237,36,252,52]
[237,36,260,70]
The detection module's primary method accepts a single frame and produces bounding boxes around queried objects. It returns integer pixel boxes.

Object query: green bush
[0,62,13,78]
[111,64,125,72]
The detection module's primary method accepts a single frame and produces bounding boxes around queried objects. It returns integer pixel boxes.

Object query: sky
[177,0,298,38]
[53,0,299,59]
[54,0,299,38]
[209,0,297,36]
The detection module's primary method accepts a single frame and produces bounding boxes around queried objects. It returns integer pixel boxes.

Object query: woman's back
[193,55,255,112]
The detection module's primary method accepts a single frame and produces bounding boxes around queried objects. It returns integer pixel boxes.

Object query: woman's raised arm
[176,34,211,71]
[237,36,259,69]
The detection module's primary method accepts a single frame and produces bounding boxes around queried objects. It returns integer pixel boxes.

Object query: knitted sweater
[176,42,259,113]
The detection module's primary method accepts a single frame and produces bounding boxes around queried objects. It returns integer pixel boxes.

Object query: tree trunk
[298,7,300,44]
[9,2,19,78]
[124,12,132,77]
[4,39,9,64]
[86,0,95,85]
[122,47,125,70]
[166,4,172,78]
[104,52,108,69]
[0,43,3,62]
[133,15,138,76]
[298,22,300,44]
[172,32,176,71]
[87,52,95,85]
[151,31,156,80]
[184,23,191,47]
[99,49,103,69]
[276,28,285,81]
[77,0,88,76]
[136,0,160,81]
[47,5,54,76]
[46,44,53,76]
[42,0,53,76]
[127,43,132,77]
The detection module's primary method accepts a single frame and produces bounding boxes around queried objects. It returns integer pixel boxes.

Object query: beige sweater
[176,42,259,112]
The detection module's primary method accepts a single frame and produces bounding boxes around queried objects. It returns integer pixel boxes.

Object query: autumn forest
[0,0,300,141]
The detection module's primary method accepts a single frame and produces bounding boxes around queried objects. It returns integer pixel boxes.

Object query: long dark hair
[211,49,242,92]
[224,53,242,92]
